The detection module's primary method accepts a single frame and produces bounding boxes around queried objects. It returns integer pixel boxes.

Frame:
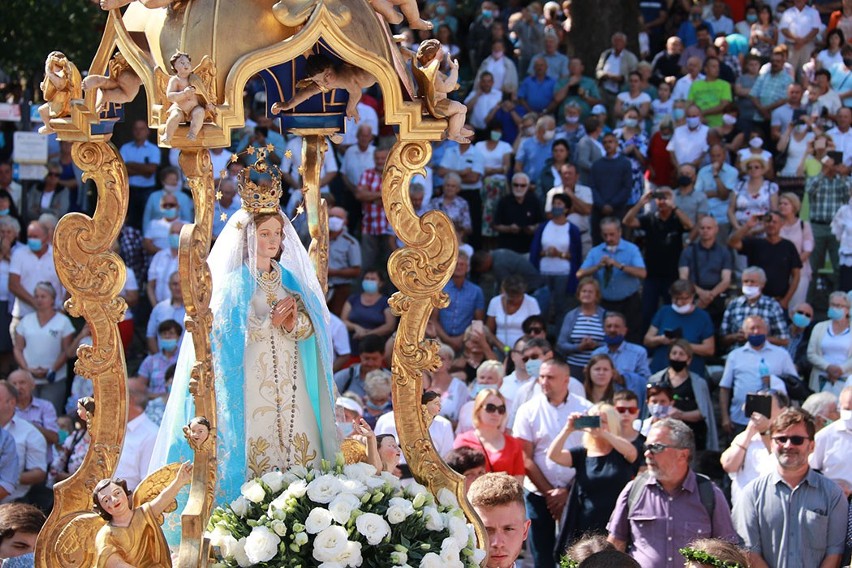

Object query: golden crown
[237,147,284,214]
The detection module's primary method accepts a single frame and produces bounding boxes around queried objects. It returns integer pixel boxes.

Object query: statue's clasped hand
[271,295,297,332]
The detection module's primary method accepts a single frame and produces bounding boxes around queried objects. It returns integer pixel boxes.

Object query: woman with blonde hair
[453,388,524,482]
[728,156,778,233]
[557,277,606,379]
[778,191,814,315]
[547,402,638,548]
[681,537,749,568]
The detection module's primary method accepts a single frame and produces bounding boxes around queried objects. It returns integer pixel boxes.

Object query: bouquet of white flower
[206,456,486,568]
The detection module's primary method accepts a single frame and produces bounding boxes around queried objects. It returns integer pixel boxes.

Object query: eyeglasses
[772,435,809,446]
[615,406,639,415]
[484,403,506,415]
[795,310,812,317]
[521,355,541,362]
[528,326,544,334]
[644,443,683,454]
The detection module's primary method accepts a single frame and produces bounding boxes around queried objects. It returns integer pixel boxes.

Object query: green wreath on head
[559,557,579,568]
[679,546,745,568]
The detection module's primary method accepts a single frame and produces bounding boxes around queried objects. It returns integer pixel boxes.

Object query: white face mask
[543,130,556,141]
[742,285,761,299]
[163,184,180,194]
[328,216,345,232]
[841,409,852,428]
[671,302,693,315]
[722,114,737,126]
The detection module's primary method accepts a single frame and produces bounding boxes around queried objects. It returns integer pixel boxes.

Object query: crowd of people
[3,0,852,566]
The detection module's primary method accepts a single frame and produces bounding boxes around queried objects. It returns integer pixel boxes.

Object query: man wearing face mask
[141,167,193,230]
[475,41,519,97]
[786,301,815,377]
[729,211,802,311]
[811,386,852,497]
[8,222,63,340]
[667,104,709,170]
[138,319,181,398]
[515,115,557,194]
[142,193,180,256]
[326,207,361,316]
[721,266,790,349]
[719,315,795,435]
[591,312,651,414]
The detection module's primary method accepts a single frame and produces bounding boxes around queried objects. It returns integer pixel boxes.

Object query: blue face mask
[792,313,811,328]
[362,280,379,294]
[27,238,42,252]
[436,5,447,15]
[828,307,847,321]
[551,206,566,217]
[482,9,493,19]
[525,358,543,377]
[168,233,181,249]
[649,403,671,419]
[747,334,766,347]
[673,108,686,120]
[746,13,758,23]
[339,421,354,437]
[365,399,388,411]
[159,337,178,352]
[470,382,491,398]
[604,334,624,347]
[58,429,69,444]
[161,207,178,220]
[0,209,9,216]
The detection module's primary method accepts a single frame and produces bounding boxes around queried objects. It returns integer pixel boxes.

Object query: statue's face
[97,483,130,519]
[189,422,209,443]
[255,216,283,262]
[173,55,192,77]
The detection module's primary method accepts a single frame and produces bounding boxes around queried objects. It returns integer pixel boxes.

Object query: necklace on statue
[253,262,282,307]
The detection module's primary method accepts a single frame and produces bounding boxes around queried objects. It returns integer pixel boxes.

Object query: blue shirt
[516,137,554,188]
[119,140,161,188]
[439,279,485,337]
[212,197,243,238]
[592,341,652,413]
[695,163,739,224]
[518,75,557,113]
[0,428,18,497]
[719,342,798,425]
[580,240,646,301]
[648,306,715,376]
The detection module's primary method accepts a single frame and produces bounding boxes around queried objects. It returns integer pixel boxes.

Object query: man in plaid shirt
[356,147,395,273]
[806,154,851,293]
[721,266,790,350]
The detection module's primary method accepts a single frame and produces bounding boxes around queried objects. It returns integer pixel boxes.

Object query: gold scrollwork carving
[383,138,486,552]
[175,149,218,568]
[36,141,130,567]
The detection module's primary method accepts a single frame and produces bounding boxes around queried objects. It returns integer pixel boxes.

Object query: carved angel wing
[55,513,107,568]
[134,462,181,524]
[412,60,442,118]
[192,55,218,105]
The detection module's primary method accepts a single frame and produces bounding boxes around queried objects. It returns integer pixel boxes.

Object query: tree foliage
[0,0,104,87]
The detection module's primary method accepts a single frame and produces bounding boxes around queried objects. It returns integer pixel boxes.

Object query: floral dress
[616,128,649,205]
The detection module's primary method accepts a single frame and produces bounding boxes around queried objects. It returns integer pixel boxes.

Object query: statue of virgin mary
[150,157,339,519]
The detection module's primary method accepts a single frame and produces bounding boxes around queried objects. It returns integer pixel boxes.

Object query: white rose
[420,552,444,568]
[289,464,309,478]
[344,462,376,482]
[318,563,345,568]
[386,505,408,525]
[328,493,361,525]
[206,525,230,549]
[232,537,252,568]
[241,480,266,504]
[230,496,249,517]
[312,525,350,562]
[337,540,363,567]
[407,481,429,497]
[244,525,281,564]
[215,534,239,559]
[355,512,391,545]
[389,498,414,517]
[286,479,308,499]
[390,550,408,565]
[305,507,334,534]
[448,516,469,548]
[423,507,444,531]
[261,470,286,493]
[364,475,386,489]
[339,478,368,497]
[294,531,309,546]
[271,519,288,537]
[472,548,487,564]
[307,474,343,504]
[411,492,427,509]
[440,538,464,568]
[380,471,401,489]
[437,488,459,508]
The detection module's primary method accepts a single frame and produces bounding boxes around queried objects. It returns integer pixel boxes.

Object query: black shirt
[494,192,544,253]
[741,237,803,298]
[639,212,687,279]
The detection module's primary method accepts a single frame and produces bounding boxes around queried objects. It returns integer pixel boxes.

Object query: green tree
[0,0,104,88]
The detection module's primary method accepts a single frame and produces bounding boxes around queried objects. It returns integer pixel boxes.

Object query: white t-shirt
[545,184,593,235]
[16,311,75,382]
[329,313,351,358]
[375,411,454,464]
[539,221,573,275]
[9,246,64,318]
[616,91,651,109]
[143,218,172,252]
[473,140,513,173]
[147,250,179,304]
[486,294,541,348]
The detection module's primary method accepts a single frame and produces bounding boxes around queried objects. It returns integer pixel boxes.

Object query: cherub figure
[182,416,212,451]
[414,39,473,143]
[81,53,143,113]
[92,462,192,567]
[369,0,432,30]
[161,51,216,143]
[270,54,375,122]
[38,51,82,135]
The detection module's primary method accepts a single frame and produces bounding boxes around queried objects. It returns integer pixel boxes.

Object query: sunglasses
[484,403,506,415]
[644,443,682,454]
[161,203,178,209]
[772,435,809,446]
[512,183,528,188]
[615,406,639,415]
[521,355,541,362]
